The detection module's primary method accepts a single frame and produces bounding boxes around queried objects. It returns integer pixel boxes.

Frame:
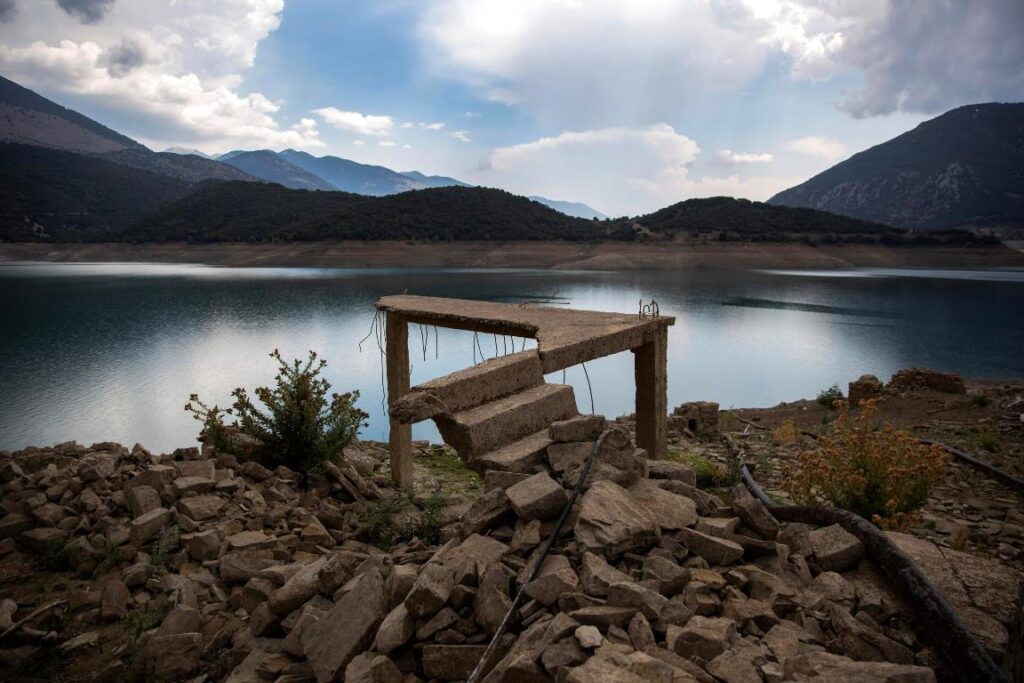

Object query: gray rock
[783,651,936,682]
[344,652,403,683]
[300,568,387,683]
[549,415,607,443]
[505,472,568,521]
[575,481,658,559]
[423,644,490,681]
[404,562,453,620]
[524,553,579,605]
[269,557,326,616]
[647,461,697,485]
[667,616,737,661]
[129,507,173,546]
[808,524,864,572]
[676,527,744,566]
[142,632,203,681]
[575,624,603,648]
[731,484,779,539]
[374,602,413,652]
[101,579,130,621]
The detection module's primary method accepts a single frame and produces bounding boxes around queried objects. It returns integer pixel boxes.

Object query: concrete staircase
[392,350,580,473]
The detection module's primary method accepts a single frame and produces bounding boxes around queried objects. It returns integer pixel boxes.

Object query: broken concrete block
[505,472,568,521]
[808,524,864,572]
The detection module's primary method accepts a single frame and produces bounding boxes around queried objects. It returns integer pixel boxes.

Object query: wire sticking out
[581,361,595,414]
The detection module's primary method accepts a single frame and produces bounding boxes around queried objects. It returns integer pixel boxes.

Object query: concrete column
[385,313,413,490]
[634,326,668,460]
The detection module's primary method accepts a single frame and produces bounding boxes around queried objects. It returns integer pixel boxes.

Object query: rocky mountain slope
[218,151,336,191]
[770,103,1024,230]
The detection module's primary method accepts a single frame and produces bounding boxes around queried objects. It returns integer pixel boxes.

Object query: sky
[1,0,1022,217]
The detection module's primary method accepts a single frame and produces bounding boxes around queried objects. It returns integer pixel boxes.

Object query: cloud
[352,139,366,146]
[97,36,150,77]
[378,140,396,147]
[418,0,773,127]
[0,0,315,152]
[717,149,774,165]
[786,136,847,161]
[56,0,112,24]
[450,130,469,142]
[0,0,16,23]
[314,107,394,136]
[474,123,800,215]
[419,121,445,130]
[836,0,1024,117]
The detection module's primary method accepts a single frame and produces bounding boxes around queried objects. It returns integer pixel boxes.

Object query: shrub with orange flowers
[787,400,948,529]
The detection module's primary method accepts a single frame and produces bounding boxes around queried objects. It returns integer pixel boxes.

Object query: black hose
[725,436,1010,683]
[465,429,616,683]
[921,438,1024,496]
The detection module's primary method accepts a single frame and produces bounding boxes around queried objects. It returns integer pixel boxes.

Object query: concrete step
[435,383,578,461]
[391,350,544,424]
[469,429,552,475]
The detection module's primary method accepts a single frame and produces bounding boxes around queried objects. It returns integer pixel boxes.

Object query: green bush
[187,349,367,477]
[969,392,990,407]
[816,384,844,409]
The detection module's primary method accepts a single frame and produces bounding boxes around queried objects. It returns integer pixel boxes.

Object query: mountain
[528,196,607,220]
[122,182,605,242]
[0,74,140,154]
[0,143,191,240]
[770,103,1024,229]
[218,150,335,191]
[0,74,252,184]
[164,147,212,158]
[400,171,471,188]
[276,149,424,195]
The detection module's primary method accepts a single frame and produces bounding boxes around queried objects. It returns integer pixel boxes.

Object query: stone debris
[0,409,1013,682]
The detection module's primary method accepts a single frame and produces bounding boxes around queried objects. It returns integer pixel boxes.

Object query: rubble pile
[0,415,1009,682]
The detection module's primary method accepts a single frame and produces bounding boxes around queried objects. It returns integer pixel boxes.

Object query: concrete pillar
[634,326,668,460]
[385,313,413,490]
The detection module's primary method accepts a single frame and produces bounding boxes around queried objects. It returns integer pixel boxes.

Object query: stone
[808,524,864,572]
[374,602,414,652]
[541,636,589,672]
[580,551,633,597]
[647,461,697,485]
[143,632,203,681]
[575,624,603,648]
[269,557,326,616]
[889,368,965,394]
[505,472,568,521]
[176,494,225,521]
[568,605,638,629]
[300,568,387,683]
[671,401,720,436]
[156,605,202,637]
[182,529,221,561]
[344,653,403,683]
[549,415,607,442]
[0,513,34,539]
[546,441,592,475]
[722,597,779,632]
[300,517,335,547]
[220,551,280,584]
[475,563,513,635]
[416,606,458,640]
[575,481,658,559]
[173,476,216,495]
[784,651,936,682]
[628,612,656,650]
[848,374,883,404]
[524,554,580,606]
[248,602,280,637]
[460,487,513,536]
[404,561,453,620]
[484,470,530,491]
[676,527,744,565]
[607,581,669,620]
[730,484,779,539]
[829,604,914,664]
[130,507,173,546]
[387,563,418,606]
[19,527,68,552]
[318,550,370,595]
[423,644,490,681]
[628,479,699,531]
[101,579,130,621]
[126,485,162,518]
[667,616,737,661]
[227,530,274,551]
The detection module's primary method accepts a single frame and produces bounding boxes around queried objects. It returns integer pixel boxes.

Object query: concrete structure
[670,401,720,437]
[376,295,675,489]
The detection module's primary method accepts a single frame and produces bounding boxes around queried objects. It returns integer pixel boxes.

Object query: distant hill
[218,150,334,191]
[770,103,1024,229]
[0,74,141,153]
[529,196,607,220]
[401,171,471,188]
[122,182,604,242]
[0,74,252,184]
[164,147,212,158]
[277,149,424,195]
[0,143,191,240]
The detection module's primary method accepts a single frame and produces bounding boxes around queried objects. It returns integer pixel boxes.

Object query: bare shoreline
[1,240,1022,270]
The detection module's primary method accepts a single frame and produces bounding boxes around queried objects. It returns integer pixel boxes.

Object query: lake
[2,262,1022,452]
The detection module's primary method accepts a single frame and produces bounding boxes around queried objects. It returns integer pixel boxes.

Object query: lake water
[2,262,1022,452]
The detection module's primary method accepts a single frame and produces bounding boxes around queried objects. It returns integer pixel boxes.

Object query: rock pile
[0,417,993,682]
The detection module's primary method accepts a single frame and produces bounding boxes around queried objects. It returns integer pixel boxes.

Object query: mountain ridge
[770,103,1024,229]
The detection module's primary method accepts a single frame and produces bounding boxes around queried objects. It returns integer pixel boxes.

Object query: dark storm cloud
[99,38,148,77]
[839,0,1024,117]
[55,0,113,24]
[0,0,16,23]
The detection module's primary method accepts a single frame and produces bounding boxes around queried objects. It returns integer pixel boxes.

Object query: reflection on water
[1,263,1022,452]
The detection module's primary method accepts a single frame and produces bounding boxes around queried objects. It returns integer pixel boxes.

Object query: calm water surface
[2,263,1022,451]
